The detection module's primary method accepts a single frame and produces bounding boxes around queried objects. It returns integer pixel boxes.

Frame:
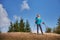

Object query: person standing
[35,14,44,35]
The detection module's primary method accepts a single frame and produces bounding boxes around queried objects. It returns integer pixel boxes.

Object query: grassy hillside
[0,32,60,40]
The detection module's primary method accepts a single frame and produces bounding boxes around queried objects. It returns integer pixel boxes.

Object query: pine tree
[53,17,60,34]
[56,17,60,34]
[14,20,19,32]
[0,29,1,33]
[19,18,25,32]
[25,20,31,32]
[0,27,1,33]
[57,17,60,26]
[8,22,14,32]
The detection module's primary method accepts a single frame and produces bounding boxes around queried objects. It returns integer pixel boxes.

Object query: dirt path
[0,32,60,40]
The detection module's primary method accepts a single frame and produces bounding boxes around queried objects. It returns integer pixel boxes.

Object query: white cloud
[21,0,30,11]
[0,4,10,33]
[13,15,20,20]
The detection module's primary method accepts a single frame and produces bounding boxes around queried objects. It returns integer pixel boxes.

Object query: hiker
[35,14,44,35]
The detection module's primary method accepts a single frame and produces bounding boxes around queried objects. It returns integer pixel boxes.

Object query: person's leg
[37,24,39,34]
[39,24,43,35]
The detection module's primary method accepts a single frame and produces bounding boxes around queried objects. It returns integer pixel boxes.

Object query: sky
[0,0,60,33]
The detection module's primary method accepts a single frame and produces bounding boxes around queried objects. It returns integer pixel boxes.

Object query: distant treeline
[8,18,31,32]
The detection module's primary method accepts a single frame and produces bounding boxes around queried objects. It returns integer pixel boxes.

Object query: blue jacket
[35,17,42,24]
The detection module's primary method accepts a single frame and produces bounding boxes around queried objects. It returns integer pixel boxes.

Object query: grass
[0,32,60,40]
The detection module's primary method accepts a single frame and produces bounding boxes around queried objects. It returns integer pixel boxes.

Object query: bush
[45,27,51,33]
[53,26,60,34]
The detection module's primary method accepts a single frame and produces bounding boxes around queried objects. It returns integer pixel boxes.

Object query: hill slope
[0,32,60,40]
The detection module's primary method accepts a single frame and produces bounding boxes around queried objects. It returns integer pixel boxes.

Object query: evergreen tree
[19,18,25,32]
[25,20,31,32]
[8,22,14,32]
[57,17,60,25]
[0,29,1,33]
[14,20,19,32]
[56,17,60,34]
[53,17,60,34]
[0,28,1,33]
[0,31,1,33]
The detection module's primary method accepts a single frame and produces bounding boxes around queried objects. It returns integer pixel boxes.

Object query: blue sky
[0,0,60,33]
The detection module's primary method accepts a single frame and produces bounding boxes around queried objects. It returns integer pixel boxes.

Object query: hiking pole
[42,22,48,40]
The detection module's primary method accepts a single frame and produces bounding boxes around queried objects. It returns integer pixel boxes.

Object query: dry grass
[0,32,60,40]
